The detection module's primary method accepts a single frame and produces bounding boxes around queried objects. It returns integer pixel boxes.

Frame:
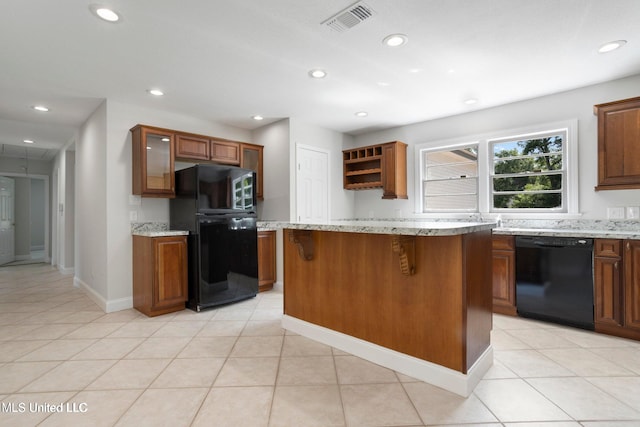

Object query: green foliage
[493,137,563,209]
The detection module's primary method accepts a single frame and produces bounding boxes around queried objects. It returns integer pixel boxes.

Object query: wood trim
[391,235,415,275]
[287,230,314,260]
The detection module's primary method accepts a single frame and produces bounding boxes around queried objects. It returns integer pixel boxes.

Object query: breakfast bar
[282,220,496,396]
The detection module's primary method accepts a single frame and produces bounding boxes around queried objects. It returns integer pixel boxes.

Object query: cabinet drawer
[595,239,622,257]
[492,235,515,251]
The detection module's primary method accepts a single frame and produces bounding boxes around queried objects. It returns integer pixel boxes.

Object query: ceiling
[1,0,639,162]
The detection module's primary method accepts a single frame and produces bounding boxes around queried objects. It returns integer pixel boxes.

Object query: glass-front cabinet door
[240,143,263,200]
[131,125,175,197]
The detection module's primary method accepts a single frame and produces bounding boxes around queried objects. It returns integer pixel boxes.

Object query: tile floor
[1,264,640,426]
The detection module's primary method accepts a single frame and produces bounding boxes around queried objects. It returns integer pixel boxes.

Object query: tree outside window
[492,134,565,210]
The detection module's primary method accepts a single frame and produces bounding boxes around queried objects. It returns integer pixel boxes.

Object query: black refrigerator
[170,164,258,311]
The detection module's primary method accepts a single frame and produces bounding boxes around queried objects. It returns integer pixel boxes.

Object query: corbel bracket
[391,235,416,276]
[288,229,314,261]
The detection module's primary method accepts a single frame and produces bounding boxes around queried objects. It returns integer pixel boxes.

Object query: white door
[296,145,329,223]
[0,176,15,266]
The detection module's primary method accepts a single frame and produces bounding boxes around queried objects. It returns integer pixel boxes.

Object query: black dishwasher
[515,236,594,330]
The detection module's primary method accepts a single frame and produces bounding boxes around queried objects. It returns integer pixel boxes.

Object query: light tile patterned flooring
[1,264,640,426]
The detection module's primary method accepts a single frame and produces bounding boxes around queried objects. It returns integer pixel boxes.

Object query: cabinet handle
[627,242,631,251]
[614,261,619,270]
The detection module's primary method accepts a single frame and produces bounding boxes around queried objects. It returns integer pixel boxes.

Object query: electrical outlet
[607,207,625,219]
[627,206,640,220]
[129,211,138,221]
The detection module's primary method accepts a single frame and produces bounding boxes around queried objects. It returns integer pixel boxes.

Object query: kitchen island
[282,220,496,396]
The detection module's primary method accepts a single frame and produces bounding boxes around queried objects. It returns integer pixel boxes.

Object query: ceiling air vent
[322,1,376,33]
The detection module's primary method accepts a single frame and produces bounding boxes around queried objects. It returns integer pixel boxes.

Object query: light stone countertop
[262,220,496,236]
[131,230,189,237]
[493,227,640,239]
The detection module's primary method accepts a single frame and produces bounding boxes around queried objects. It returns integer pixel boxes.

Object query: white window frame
[414,119,579,217]
[420,142,480,213]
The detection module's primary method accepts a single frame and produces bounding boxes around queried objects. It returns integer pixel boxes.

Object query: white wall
[51,139,76,272]
[352,74,640,220]
[92,100,252,308]
[30,179,45,249]
[13,178,30,258]
[289,119,355,221]
[252,119,291,221]
[75,101,108,301]
[64,151,75,270]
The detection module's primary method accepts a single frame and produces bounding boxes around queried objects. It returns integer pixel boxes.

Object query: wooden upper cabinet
[131,125,175,197]
[210,139,240,165]
[176,134,209,161]
[241,143,264,200]
[382,141,408,199]
[594,96,640,190]
[343,141,407,199]
[134,125,263,199]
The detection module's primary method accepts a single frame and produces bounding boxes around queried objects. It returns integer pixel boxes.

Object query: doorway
[295,144,329,224]
[0,174,49,266]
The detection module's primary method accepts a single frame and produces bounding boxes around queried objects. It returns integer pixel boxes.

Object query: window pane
[426,194,477,210]
[491,132,565,211]
[493,173,563,192]
[493,136,563,157]
[494,193,562,209]
[425,177,477,195]
[422,146,478,212]
[495,154,562,174]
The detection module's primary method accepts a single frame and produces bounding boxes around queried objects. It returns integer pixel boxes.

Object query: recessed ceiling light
[252,115,264,121]
[308,69,327,79]
[382,34,408,47]
[409,68,422,74]
[464,98,478,105]
[598,40,627,53]
[90,5,120,22]
[147,89,164,96]
[377,82,390,87]
[32,105,49,112]
[355,111,368,117]
[23,139,35,144]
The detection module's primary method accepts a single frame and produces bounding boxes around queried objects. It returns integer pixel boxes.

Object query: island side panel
[284,229,474,373]
[462,230,493,372]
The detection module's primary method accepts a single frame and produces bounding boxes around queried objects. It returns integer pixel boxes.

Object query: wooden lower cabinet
[258,230,276,292]
[594,238,640,340]
[492,235,517,316]
[594,239,623,328]
[133,235,188,317]
[624,240,640,331]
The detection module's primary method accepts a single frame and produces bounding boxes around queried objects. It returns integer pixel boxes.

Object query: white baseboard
[282,315,493,397]
[73,277,133,313]
[57,265,74,275]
